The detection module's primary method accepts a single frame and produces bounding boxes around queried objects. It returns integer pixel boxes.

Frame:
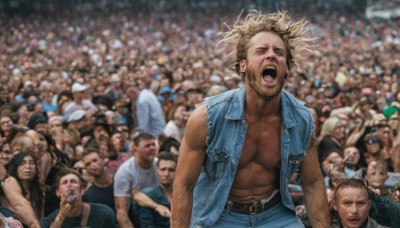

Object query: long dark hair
[8,152,44,218]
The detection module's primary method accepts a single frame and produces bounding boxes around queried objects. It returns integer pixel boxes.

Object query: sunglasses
[365,136,380,145]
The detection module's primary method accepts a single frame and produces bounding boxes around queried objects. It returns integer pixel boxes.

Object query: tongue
[263,75,274,82]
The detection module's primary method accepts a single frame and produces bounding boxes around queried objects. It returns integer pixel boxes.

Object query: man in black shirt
[81,149,116,214]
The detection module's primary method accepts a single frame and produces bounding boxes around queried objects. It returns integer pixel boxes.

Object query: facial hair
[247,68,286,100]
[94,167,105,179]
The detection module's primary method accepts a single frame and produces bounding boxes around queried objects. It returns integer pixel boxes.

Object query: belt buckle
[247,202,258,214]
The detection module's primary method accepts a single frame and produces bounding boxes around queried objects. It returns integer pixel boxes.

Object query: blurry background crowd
[0,0,399,227]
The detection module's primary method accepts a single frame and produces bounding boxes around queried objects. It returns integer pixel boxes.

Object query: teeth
[265,66,276,70]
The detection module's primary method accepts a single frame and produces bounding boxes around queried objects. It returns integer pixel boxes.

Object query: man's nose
[350,204,358,213]
[265,49,276,60]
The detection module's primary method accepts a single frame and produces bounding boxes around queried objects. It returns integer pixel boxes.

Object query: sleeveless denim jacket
[190,85,314,227]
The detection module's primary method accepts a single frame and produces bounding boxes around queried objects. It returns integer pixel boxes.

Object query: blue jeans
[212,201,304,228]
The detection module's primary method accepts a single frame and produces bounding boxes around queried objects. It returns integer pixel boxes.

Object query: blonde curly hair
[217,10,315,74]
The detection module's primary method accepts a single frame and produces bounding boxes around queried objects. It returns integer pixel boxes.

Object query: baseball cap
[68,110,86,123]
[71,82,90,93]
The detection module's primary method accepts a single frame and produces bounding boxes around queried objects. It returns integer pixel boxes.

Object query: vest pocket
[287,154,305,175]
[204,148,230,179]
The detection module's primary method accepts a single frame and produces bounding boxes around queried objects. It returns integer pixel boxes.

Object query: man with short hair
[114,132,170,228]
[82,149,116,215]
[138,152,177,227]
[332,178,387,228]
[40,168,116,228]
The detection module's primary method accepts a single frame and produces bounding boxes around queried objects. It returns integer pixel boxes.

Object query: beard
[93,168,104,179]
[247,69,286,100]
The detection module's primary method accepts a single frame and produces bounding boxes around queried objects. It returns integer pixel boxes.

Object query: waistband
[224,190,281,215]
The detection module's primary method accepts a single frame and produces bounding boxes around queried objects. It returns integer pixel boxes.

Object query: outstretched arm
[171,104,207,228]
[300,144,330,227]
[131,189,171,217]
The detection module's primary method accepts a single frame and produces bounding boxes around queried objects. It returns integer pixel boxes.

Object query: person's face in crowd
[364,135,381,154]
[111,133,123,152]
[74,144,84,159]
[73,116,88,131]
[58,95,72,108]
[186,88,202,104]
[322,151,343,176]
[82,152,104,179]
[116,125,129,140]
[343,147,360,166]
[0,116,13,133]
[98,141,109,159]
[377,126,392,146]
[73,160,92,184]
[333,120,346,140]
[54,79,67,92]
[0,88,8,101]
[364,162,388,190]
[241,31,288,100]
[49,119,63,135]
[94,125,108,140]
[135,137,156,163]
[74,90,88,100]
[359,102,371,114]
[157,159,176,187]
[17,155,36,181]
[35,121,48,133]
[174,105,187,122]
[126,86,140,102]
[388,116,399,135]
[333,187,371,228]
[33,103,43,114]
[95,84,106,95]
[25,131,47,159]
[0,143,13,166]
[56,173,84,204]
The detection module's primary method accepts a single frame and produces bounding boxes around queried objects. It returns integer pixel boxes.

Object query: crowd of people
[0,0,399,227]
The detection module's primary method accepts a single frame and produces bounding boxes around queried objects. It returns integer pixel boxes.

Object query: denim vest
[191,85,314,227]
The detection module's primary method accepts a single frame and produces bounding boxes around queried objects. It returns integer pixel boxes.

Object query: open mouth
[262,66,277,82]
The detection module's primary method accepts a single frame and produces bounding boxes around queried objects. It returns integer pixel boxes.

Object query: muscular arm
[114,196,133,228]
[2,177,40,227]
[172,104,207,228]
[299,145,330,227]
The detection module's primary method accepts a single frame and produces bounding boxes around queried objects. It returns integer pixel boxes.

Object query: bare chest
[238,117,281,170]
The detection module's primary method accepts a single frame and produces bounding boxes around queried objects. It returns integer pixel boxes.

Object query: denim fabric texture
[191,85,314,227]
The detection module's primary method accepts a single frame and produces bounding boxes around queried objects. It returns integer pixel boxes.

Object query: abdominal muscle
[228,161,279,202]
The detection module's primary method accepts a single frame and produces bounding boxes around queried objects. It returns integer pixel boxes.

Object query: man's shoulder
[204,87,240,106]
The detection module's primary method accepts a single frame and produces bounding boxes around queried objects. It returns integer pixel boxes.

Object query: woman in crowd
[317,116,346,163]
[0,152,44,225]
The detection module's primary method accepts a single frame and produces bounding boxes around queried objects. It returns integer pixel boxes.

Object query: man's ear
[332,201,338,211]
[130,143,138,156]
[239,60,246,73]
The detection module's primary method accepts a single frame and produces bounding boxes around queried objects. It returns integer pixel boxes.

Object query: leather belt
[224,192,281,215]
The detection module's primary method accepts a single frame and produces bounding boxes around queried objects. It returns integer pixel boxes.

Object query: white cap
[68,110,86,123]
[110,74,120,82]
[71,82,90,93]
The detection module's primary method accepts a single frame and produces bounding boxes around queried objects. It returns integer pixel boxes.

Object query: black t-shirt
[40,203,116,228]
[83,181,115,214]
